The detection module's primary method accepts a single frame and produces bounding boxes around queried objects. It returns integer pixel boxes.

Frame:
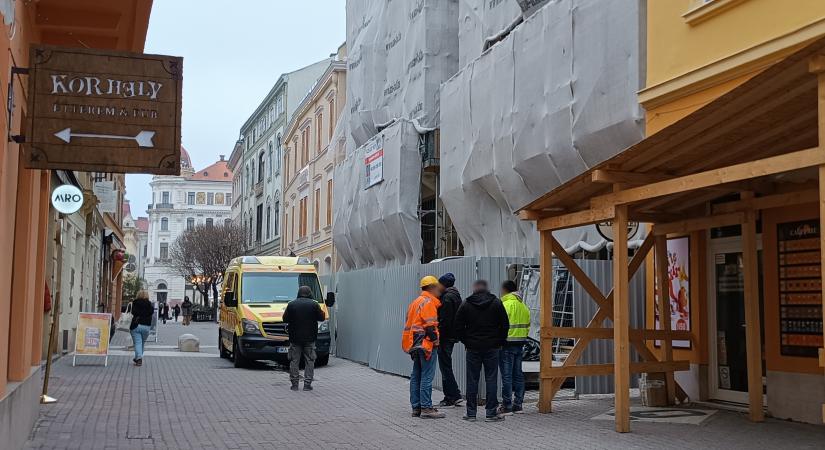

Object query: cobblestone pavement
[25,322,825,449]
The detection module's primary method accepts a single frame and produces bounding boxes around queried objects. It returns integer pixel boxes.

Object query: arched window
[276,134,282,173]
[266,205,272,240]
[245,165,250,192]
[268,142,274,177]
[186,217,194,230]
[157,282,167,290]
[258,151,265,183]
[160,217,169,231]
[273,200,280,236]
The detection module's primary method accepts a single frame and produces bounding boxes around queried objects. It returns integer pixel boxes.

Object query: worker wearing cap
[402,276,445,419]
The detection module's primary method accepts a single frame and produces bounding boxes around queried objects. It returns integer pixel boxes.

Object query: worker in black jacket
[455,280,509,422]
[436,273,463,407]
[283,286,326,391]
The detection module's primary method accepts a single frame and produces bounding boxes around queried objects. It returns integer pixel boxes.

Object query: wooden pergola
[519,38,825,432]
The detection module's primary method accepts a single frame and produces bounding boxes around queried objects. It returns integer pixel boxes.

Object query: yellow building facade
[642,0,825,424]
[282,46,346,276]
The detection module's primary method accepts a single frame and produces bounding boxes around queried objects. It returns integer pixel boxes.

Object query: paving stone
[23,322,825,449]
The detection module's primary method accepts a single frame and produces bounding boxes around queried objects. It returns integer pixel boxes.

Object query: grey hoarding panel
[440,0,645,257]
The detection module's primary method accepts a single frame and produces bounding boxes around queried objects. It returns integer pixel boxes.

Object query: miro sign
[24,45,183,175]
[51,184,84,215]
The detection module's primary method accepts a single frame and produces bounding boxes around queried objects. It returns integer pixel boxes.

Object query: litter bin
[640,372,667,407]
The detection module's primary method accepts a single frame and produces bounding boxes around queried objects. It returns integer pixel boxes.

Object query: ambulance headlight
[318,320,329,333]
[242,319,261,335]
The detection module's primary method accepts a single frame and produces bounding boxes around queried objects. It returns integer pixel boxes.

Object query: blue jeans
[410,349,437,409]
[465,348,499,418]
[130,324,150,360]
[437,341,462,401]
[499,344,525,409]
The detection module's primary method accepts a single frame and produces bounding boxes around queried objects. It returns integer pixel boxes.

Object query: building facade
[282,47,346,276]
[639,0,825,425]
[231,58,331,257]
[122,200,149,282]
[144,149,233,307]
[0,1,152,447]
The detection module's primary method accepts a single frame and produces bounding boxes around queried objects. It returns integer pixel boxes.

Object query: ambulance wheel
[233,335,249,368]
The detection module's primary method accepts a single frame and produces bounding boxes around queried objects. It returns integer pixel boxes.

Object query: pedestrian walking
[283,286,326,391]
[401,276,445,419]
[498,280,530,416]
[436,273,463,407]
[161,303,169,324]
[181,297,193,325]
[173,303,180,322]
[130,290,154,367]
[455,280,509,422]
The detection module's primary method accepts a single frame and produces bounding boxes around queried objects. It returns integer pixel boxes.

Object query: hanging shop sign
[93,180,118,213]
[51,184,84,214]
[364,134,384,189]
[24,45,183,174]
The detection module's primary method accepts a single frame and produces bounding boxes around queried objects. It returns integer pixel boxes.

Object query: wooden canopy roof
[519,36,825,230]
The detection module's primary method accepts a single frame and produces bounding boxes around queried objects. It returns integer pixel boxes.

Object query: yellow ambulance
[218,256,335,368]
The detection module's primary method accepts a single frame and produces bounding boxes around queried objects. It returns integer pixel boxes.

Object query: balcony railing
[154,203,174,210]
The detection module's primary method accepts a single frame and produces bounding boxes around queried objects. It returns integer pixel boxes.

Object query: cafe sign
[24,45,183,174]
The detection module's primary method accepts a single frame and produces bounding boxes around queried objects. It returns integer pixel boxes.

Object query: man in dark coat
[283,286,326,391]
[455,280,509,422]
[436,273,463,407]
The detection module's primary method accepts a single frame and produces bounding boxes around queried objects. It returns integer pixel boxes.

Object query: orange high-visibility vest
[401,291,441,358]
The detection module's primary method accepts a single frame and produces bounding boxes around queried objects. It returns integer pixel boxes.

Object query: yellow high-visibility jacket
[502,292,530,343]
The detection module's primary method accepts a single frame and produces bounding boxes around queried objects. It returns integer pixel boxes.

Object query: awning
[518,35,824,225]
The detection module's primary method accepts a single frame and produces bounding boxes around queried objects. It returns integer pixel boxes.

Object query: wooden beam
[613,205,630,433]
[518,208,564,221]
[592,169,670,185]
[653,212,744,236]
[742,209,764,422]
[712,189,818,214]
[541,360,690,378]
[591,147,825,209]
[542,327,693,341]
[538,230,554,413]
[537,206,614,231]
[655,236,677,405]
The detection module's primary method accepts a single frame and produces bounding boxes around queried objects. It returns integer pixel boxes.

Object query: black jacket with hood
[454,290,509,351]
[283,296,325,344]
[438,287,462,342]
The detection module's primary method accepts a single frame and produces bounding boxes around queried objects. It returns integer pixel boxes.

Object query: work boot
[303,383,313,391]
[496,405,513,416]
[512,405,524,414]
[419,408,445,419]
[485,414,505,422]
[411,408,421,417]
[461,415,477,422]
[290,382,299,391]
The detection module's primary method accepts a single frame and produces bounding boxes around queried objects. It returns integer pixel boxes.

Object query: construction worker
[402,276,446,419]
[455,280,509,422]
[498,280,531,415]
[436,273,463,407]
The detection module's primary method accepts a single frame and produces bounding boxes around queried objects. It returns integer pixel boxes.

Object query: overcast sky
[125,0,345,215]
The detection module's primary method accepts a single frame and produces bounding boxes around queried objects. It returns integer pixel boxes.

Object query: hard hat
[420,275,439,288]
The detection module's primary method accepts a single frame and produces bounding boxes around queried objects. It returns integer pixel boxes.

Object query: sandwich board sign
[24,45,183,174]
[73,312,111,366]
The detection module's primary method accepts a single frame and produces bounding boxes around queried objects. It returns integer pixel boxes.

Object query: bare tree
[169,223,245,308]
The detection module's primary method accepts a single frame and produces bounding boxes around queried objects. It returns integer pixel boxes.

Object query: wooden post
[613,205,631,432]
[538,229,554,413]
[742,209,764,422]
[654,235,676,405]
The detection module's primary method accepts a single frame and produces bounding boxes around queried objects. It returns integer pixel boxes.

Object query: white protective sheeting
[346,0,459,148]
[332,120,423,271]
[441,0,645,257]
[458,0,523,68]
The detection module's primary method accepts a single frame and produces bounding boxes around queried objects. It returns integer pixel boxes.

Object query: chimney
[219,154,225,161]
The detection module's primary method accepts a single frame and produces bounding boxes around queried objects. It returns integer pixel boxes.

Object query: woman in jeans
[130,290,154,366]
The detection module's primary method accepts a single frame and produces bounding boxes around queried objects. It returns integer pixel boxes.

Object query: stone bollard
[178,334,200,352]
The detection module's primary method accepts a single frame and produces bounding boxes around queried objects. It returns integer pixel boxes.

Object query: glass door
[708,239,765,404]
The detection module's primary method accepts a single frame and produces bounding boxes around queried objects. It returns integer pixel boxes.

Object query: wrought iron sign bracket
[7,65,29,143]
